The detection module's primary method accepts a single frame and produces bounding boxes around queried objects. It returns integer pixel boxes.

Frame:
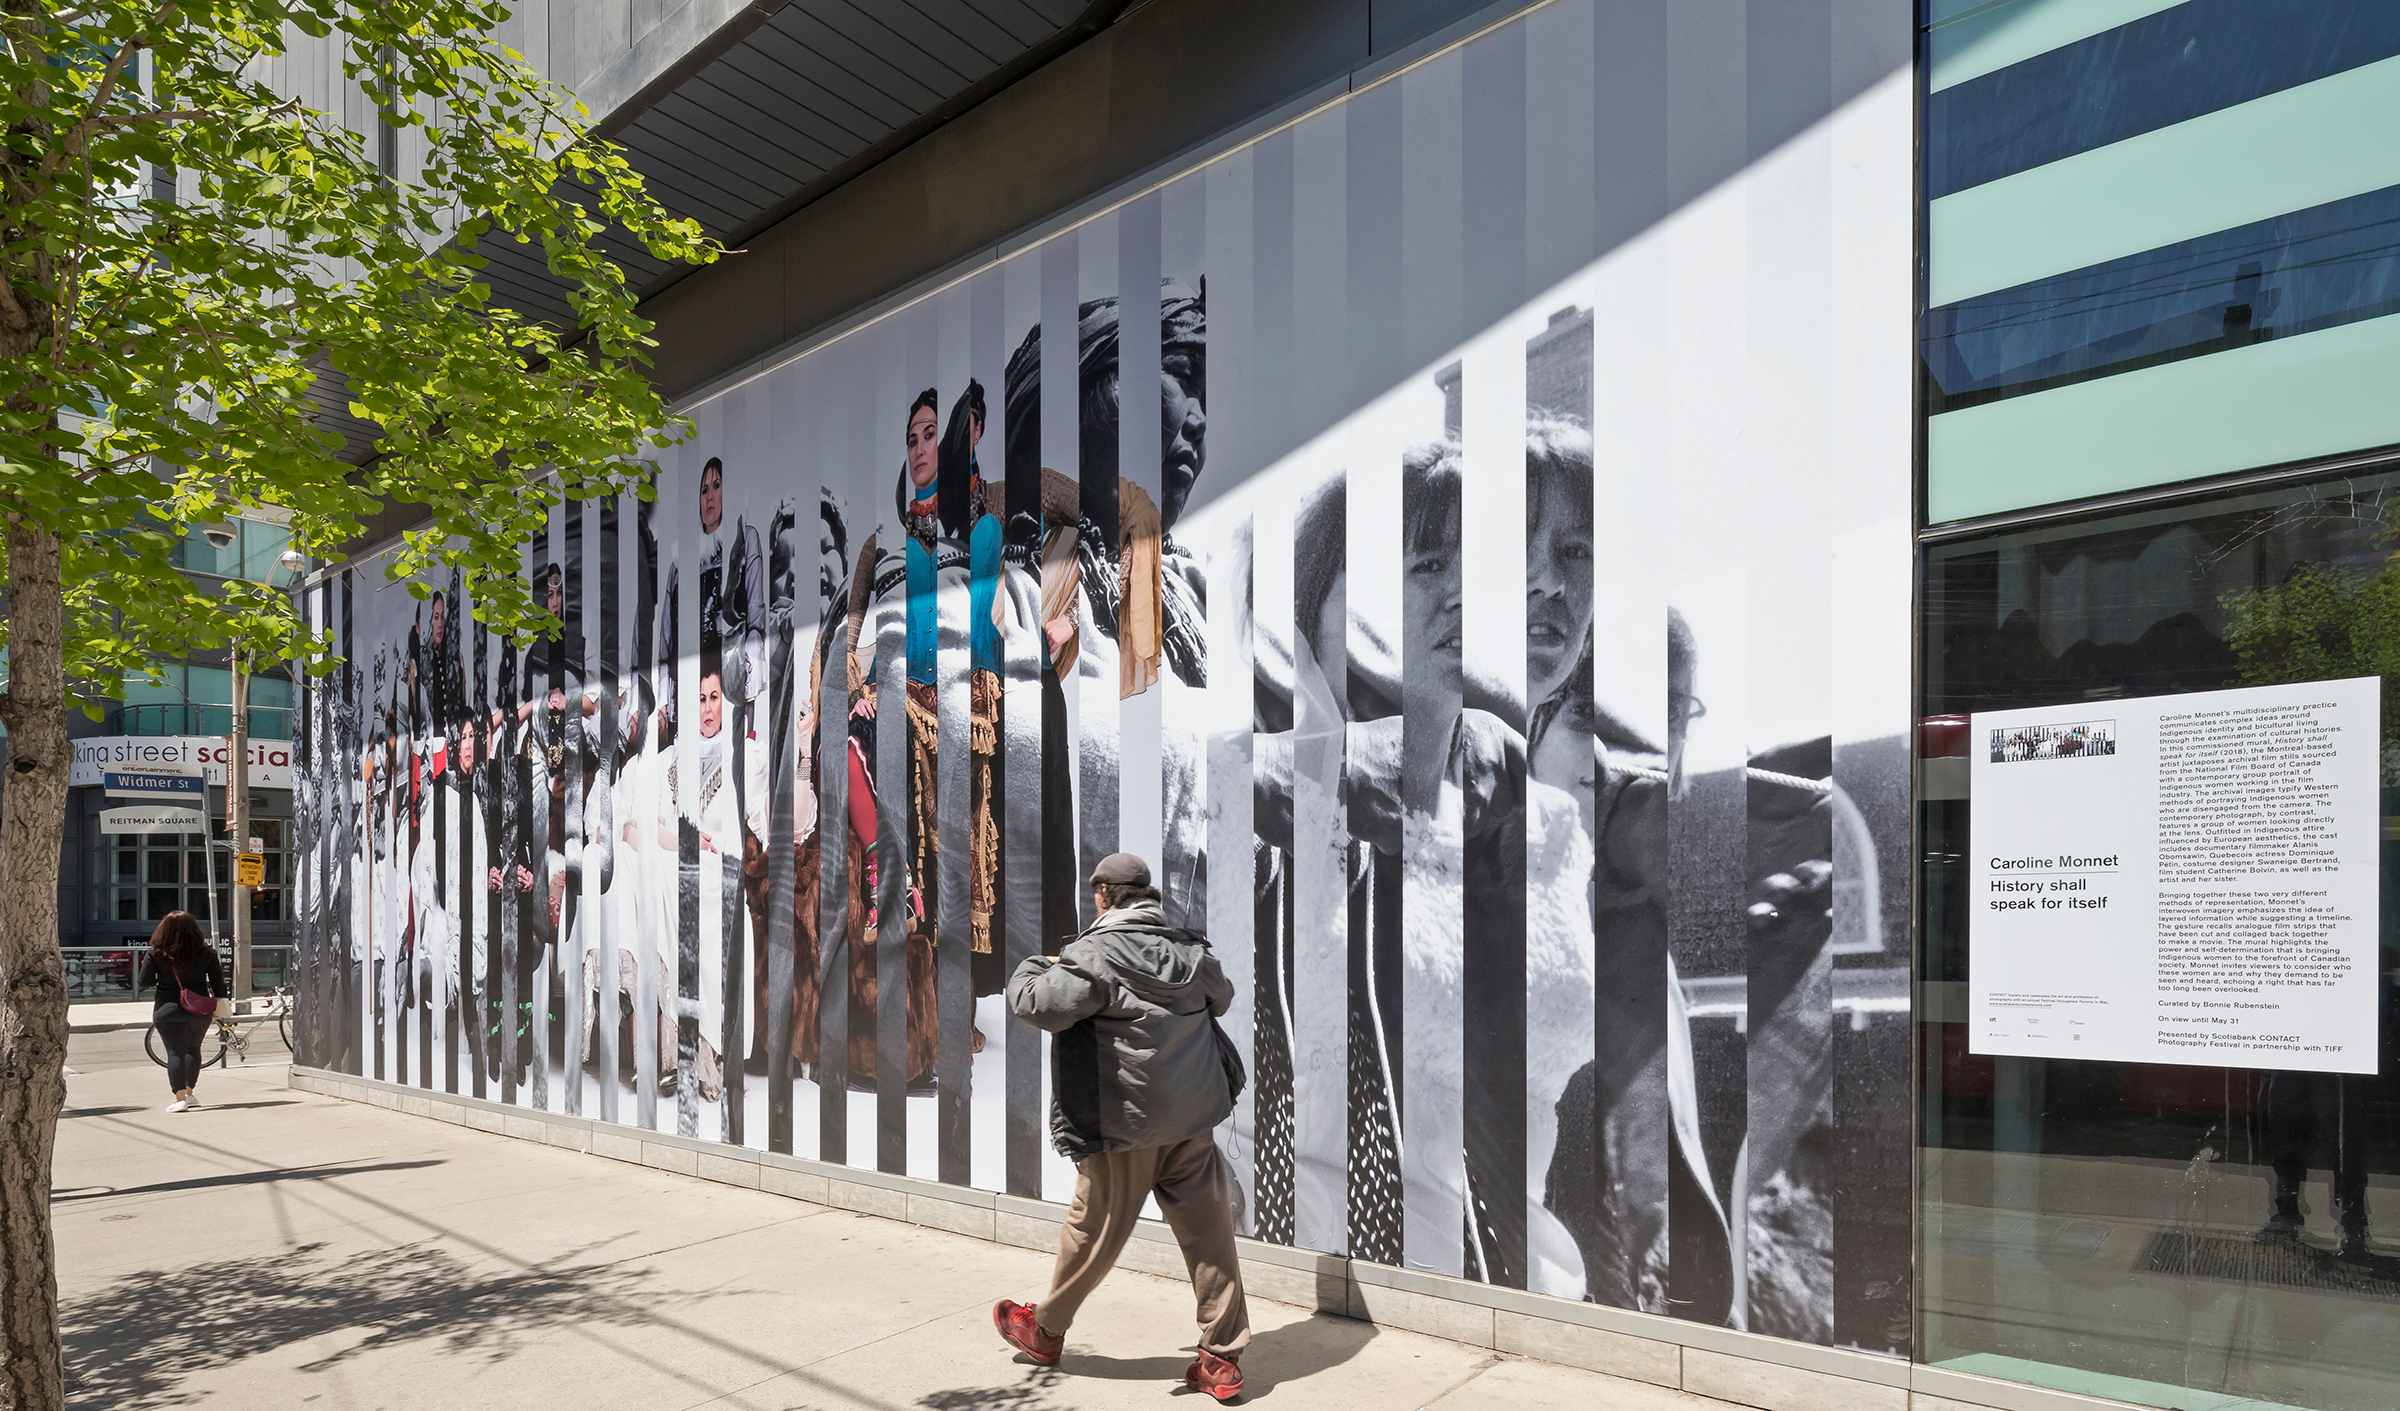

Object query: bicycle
[146,985,296,1070]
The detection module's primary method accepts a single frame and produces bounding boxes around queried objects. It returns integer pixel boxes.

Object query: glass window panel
[250,888,281,922]
[185,852,209,884]
[122,668,183,705]
[254,819,283,849]
[248,708,290,741]
[115,851,136,880]
[185,666,232,705]
[241,522,291,583]
[172,525,238,576]
[248,946,290,990]
[1919,465,2400,1411]
[144,887,178,920]
[167,519,296,583]
[249,676,292,709]
[263,854,283,885]
[121,703,186,735]
[1923,1,2400,523]
[145,852,179,884]
[116,889,138,922]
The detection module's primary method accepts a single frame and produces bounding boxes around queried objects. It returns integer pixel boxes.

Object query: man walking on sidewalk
[994,852,1250,1401]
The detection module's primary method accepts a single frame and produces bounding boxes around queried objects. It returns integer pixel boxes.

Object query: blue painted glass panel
[1924,183,2400,411]
[1929,0,2400,200]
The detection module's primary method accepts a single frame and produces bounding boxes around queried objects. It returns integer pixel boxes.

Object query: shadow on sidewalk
[54,1157,444,1203]
[62,1237,737,1409]
[918,1311,1379,1406]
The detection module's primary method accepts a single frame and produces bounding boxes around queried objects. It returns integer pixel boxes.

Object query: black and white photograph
[290,0,1913,1358]
[63,0,2400,1408]
[1990,721,2118,762]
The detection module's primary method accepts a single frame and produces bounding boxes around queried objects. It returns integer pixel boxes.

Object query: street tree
[0,5,716,1404]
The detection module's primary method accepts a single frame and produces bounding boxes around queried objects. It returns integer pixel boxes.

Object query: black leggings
[154,1004,207,1093]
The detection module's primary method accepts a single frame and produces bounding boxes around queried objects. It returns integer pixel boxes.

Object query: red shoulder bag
[166,959,217,1018]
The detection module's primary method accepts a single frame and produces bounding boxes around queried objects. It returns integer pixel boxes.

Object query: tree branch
[57,3,181,145]
[40,5,201,183]
[77,30,146,122]
[90,107,213,128]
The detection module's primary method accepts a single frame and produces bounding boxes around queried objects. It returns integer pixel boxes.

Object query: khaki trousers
[1037,1134,1251,1358]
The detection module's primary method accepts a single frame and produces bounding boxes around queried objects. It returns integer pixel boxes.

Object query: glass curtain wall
[1918,469,2400,1411]
[170,517,304,585]
[97,820,292,924]
[121,665,295,738]
[1918,4,2400,1408]
[1922,0,2400,524]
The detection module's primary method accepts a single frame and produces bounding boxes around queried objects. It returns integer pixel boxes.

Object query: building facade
[287,4,2400,1409]
[1917,4,2400,1408]
[63,517,305,999]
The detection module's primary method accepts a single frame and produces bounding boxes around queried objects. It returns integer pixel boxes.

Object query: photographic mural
[293,0,1914,1353]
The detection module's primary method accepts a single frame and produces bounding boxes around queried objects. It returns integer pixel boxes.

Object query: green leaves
[0,1,721,698]
[2224,508,2400,768]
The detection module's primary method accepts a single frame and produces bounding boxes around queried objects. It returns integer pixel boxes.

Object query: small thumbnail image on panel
[1989,720,2116,764]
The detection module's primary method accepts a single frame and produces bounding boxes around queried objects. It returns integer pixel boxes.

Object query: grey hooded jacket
[1007,899,1235,1159]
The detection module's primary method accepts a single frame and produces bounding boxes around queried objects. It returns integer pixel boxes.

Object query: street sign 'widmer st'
[101,765,205,803]
[100,765,206,834]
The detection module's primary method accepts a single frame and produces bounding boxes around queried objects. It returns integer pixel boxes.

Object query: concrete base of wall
[288,1065,2150,1411]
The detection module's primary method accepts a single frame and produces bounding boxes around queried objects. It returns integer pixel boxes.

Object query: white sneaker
[183,1094,202,1110]
[168,1097,190,1113]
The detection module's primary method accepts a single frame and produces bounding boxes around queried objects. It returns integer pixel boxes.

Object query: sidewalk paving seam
[670,1289,1040,1411]
[548,1206,837,1274]
[69,1096,835,1279]
[278,1084,1371,1411]
[68,1109,485,1266]
[1417,1352,1509,1408]
[69,1088,884,1409]
[55,1164,647,1281]
[95,1078,1107,1410]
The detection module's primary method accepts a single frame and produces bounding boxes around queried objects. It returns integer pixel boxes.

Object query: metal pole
[202,795,219,954]
[232,651,254,1010]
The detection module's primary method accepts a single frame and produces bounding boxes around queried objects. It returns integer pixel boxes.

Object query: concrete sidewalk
[68,999,166,1032]
[55,1031,1732,1411]
[70,998,289,1033]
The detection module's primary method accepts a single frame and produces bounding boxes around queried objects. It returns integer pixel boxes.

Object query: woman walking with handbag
[149,911,225,1112]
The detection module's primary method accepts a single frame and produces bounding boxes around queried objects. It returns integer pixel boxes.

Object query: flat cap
[1089,852,1151,887]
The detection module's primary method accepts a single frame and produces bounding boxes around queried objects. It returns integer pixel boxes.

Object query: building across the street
[57,519,305,999]
[280,4,2400,1411]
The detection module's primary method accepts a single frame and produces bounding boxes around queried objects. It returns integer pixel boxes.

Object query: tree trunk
[0,517,70,1411]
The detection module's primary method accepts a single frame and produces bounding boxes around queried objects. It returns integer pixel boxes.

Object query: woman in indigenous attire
[937,381,1010,1000]
[900,389,944,1068]
[832,391,946,1090]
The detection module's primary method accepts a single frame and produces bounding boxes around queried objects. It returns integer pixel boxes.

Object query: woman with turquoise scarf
[935,380,1007,996]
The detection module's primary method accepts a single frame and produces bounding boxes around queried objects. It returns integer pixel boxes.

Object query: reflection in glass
[1920,470,2400,1411]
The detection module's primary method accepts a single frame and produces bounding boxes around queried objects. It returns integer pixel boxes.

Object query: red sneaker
[993,1299,1062,1366]
[1185,1349,1244,1402]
